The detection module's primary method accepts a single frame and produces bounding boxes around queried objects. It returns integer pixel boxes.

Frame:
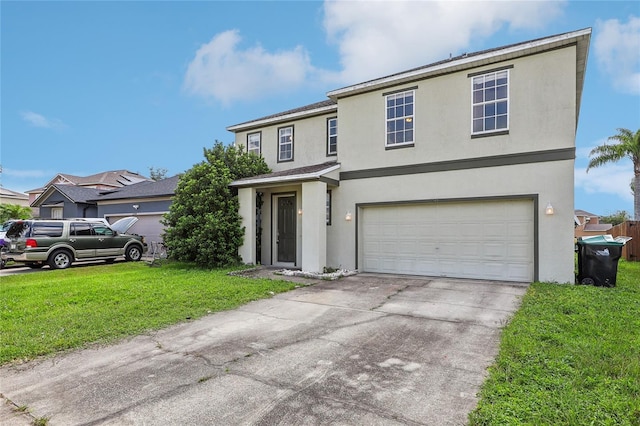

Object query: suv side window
[92,225,114,236]
[71,222,94,236]
[32,222,64,237]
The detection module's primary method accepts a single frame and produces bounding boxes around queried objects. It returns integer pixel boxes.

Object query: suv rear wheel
[49,249,73,270]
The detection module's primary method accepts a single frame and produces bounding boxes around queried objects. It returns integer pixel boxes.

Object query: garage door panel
[361,200,533,282]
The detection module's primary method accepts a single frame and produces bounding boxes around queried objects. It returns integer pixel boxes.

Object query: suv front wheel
[125,245,143,262]
[49,249,73,270]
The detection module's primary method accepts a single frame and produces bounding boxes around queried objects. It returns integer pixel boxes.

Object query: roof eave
[230,164,341,188]
[227,104,338,133]
[327,28,592,100]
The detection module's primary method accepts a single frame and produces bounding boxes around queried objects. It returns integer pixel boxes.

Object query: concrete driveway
[1,272,528,425]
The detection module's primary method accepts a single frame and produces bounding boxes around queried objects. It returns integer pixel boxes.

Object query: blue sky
[1,1,639,216]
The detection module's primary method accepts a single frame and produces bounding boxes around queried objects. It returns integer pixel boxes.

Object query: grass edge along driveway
[0,262,297,365]
[469,260,640,426]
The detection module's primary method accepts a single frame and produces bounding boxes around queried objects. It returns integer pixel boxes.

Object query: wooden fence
[610,221,640,261]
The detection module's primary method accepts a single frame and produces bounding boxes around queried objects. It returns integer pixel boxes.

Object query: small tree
[148,167,168,181]
[0,204,32,223]
[599,210,631,226]
[162,141,269,267]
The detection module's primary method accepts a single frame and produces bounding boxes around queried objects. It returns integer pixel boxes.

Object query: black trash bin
[576,236,625,287]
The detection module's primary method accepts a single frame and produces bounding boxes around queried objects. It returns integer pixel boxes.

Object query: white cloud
[594,16,640,95]
[183,30,316,105]
[322,0,566,83]
[1,168,49,179]
[575,162,634,202]
[184,1,567,104]
[20,111,66,129]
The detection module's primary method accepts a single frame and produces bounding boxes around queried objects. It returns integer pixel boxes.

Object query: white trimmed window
[51,207,63,219]
[247,132,261,155]
[386,90,414,147]
[278,126,294,162]
[327,118,337,156]
[472,70,509,134]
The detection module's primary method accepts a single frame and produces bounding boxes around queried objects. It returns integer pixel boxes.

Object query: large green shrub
[162,141,269,268]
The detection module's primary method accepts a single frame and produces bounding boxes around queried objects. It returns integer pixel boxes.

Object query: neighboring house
[0,187,30,208]
[27,170,151,207]
[228,28,591,284]
[31,175,179,244]
[575,209,613,238]
[93,175,179,244]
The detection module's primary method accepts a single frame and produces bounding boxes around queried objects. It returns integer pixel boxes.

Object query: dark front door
[277,196,296,263]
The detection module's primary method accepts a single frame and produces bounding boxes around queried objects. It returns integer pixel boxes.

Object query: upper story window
[472,70,509,135]
[327,117,337,156]
[278,126,294,162]
[386,90,414,147]
[247,132,261,156]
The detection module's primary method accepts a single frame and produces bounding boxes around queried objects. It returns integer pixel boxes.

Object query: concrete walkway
[1,272,528,425]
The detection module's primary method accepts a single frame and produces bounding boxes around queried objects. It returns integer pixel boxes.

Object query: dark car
[1,217,146,269]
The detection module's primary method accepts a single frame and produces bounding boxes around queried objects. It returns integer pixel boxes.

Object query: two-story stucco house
[229,28,591,284]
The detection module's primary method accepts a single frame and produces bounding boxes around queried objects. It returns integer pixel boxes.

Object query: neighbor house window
[386,90,414,147]
[278,126,294,162]
[327,118,337,156]
[326,190,332,225]
[472,70,509,134]
[51,207,63,219]
[247,132,261,156]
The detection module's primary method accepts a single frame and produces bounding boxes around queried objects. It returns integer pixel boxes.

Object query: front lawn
[469,260,640,425]
[0,262,296,365]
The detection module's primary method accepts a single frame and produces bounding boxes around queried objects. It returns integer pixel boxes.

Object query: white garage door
[361,200,534,282]
[107,214,165,244]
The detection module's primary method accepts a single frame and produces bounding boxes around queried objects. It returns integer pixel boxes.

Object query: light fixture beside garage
[345,211,353,221]
[545,202,554,215]
[298,208,303,215]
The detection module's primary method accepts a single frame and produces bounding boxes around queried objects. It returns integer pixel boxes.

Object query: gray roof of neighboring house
[0,187,29,200]
[27,170,151,193]
[584,224,613,232]
[90,175,180,201]
[51,185,103,204]
[575,209,598,217]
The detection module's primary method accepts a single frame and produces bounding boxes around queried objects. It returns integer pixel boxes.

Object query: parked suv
[1,217,146,269]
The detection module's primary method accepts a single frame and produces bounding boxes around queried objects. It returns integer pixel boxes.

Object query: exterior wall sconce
[298,208,303,215]
[545,202,554,215]
[133,204,139,211]
[345,211,353,221]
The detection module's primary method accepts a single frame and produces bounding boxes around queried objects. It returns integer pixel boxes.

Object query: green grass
[469,260,640,426]
[0,262,297,365]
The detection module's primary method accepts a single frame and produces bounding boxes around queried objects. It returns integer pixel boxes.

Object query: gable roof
[0,187,29,201]
[575,209,598,217]
[32,184,102,207]
[90,175,180,201]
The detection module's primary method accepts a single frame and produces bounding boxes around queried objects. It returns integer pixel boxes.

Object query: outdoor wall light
[132,204,139,211]
[545,202,554,215]
[298,208,303,215]
[345,211,353,221]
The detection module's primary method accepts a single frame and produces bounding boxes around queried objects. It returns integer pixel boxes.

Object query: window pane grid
[248,133,260,155]
[386,90,414,146]
[327,118,337,155]
[472,70,508,134]
[278,127,293,161]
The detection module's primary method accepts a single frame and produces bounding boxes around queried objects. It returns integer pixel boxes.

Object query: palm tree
[587,128,640,220]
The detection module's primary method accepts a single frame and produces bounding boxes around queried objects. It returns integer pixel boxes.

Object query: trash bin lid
[578,235,625,246]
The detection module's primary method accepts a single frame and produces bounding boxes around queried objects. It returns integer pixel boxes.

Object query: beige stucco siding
[327,159,575,283]
[234,112,337,172]
[338,45,577,173]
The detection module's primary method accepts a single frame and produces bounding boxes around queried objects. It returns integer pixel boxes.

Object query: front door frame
[272,192,297,267]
